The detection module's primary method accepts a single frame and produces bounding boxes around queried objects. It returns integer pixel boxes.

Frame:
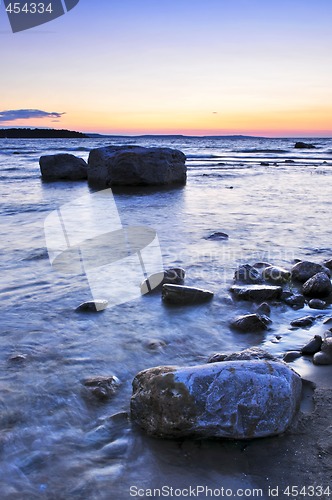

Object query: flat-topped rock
[39,154,88,181]
[130,360,302,439]
[88,145,186,186]
[230,284,282,302]
[141,268,185,294]
[162,284,213,305]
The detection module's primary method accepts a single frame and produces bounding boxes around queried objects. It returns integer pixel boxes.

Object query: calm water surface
[1,136,332,498]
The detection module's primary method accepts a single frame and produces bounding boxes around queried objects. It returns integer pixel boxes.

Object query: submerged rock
[291,261,330,283]
[313,338,332,365]
[233,264,262,284]
[81,376,120,402]
[205,232,229,241]
[283,351,302,363]
[75,300,109,312]
[162,284,213,305]
[302,272,332,298]
[230,284,282,302]
[282,293,305,309]
[230,313,271,332]
[294,142,316,149]
[262,266,290,285]
[39,154,88,181]
[301,335,323,355]
[255,302,271,316]
[290,315,315,328]
[140,268,185,294]
[130,360,302,439]
[88,145,187,186]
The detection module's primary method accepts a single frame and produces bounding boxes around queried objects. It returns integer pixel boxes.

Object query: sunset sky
[1,0,331,136]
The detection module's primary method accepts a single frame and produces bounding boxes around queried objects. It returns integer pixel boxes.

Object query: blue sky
[1,0,332,135]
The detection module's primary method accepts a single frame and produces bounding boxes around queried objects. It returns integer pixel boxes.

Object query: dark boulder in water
[283,351,302,363]
[294,142,316,149]
[141,268,185,294]
[230,313,271,332]
[262,266,290,284]
[81,376,120,402]
[290,315,316,328]
[233,264,262,284]
[162,284,214,305]
[282,293,305,309]
[75,300,108,312]
[230,284,282,302]
[308,298,326,310]
[313,338,332,365]
[302,272,332,298]
[205,232,229,241]
[39,154,88,181]
[301,335,323,355]
[88,145,187,187]
[291,261,330,283]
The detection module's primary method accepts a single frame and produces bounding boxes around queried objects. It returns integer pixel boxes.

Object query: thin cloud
[0,109,65,122]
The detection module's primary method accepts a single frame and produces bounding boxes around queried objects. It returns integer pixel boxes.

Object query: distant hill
[0,128,88,139]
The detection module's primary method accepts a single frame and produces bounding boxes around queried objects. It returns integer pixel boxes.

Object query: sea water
[0,136,332,498]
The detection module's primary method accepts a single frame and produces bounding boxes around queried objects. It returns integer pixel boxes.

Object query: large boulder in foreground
[39,154,88,181]
[87,146,186,187]
[130,360,302,439]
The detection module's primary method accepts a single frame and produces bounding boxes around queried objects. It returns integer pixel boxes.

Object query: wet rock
[313,338,332,365]
[230,284,282,302]
[75,300,109,312]
[262,266,291,285]
[205,232,229,241]
[285,159,295,163]
[39,154,88,181]
[324,259,332,271]
[282,293,305,309]
[208,347,278,364]
[230,313,271,332]
[81,376,121,402]
[141,268,185,294]
[255,302,271,316]
[302,272,332,298]
[162,284,213,305]
[130,360,302,439]
[308,298,326,310]
[294,142,316,149]
[301,335,323,355]
[252,262,273,270]
[233,264,262,284]
[290,315,315,328]
[145,339,167,351]
[323,317,332,325]
[291,261,330,283]
[260,162,269,166]
[8,353,27,363]
[283,351,302,363]
[88,145,187,186]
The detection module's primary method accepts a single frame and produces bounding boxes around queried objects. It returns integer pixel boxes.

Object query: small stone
[283,293,305,309]
[145,339,167,351]
[308,298,326,310]
[290,316,315,328]
[302,272,332,298]
[230,284,282,302]
[75,300,109,312]
[313,338,332,365]
[205,232,229,241]
[162,284,214,305]
[283,351,302,362]
[301,335,323,355]
[255,302,271,316]
[260,162,269,166]
[230,313,271,332]
[233,264,262,284]
[141,268,185,294]
[81,376,120,402]
[291,261,330,283]
[324,259,332,271]
[262,266,291,285]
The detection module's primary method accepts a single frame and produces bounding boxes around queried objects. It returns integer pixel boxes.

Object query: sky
[1,0,332,136]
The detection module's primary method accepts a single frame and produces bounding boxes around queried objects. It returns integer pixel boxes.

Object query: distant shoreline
[0,128,87,139]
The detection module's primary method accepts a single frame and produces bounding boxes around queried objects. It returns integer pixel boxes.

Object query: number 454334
[5,3,53,14]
